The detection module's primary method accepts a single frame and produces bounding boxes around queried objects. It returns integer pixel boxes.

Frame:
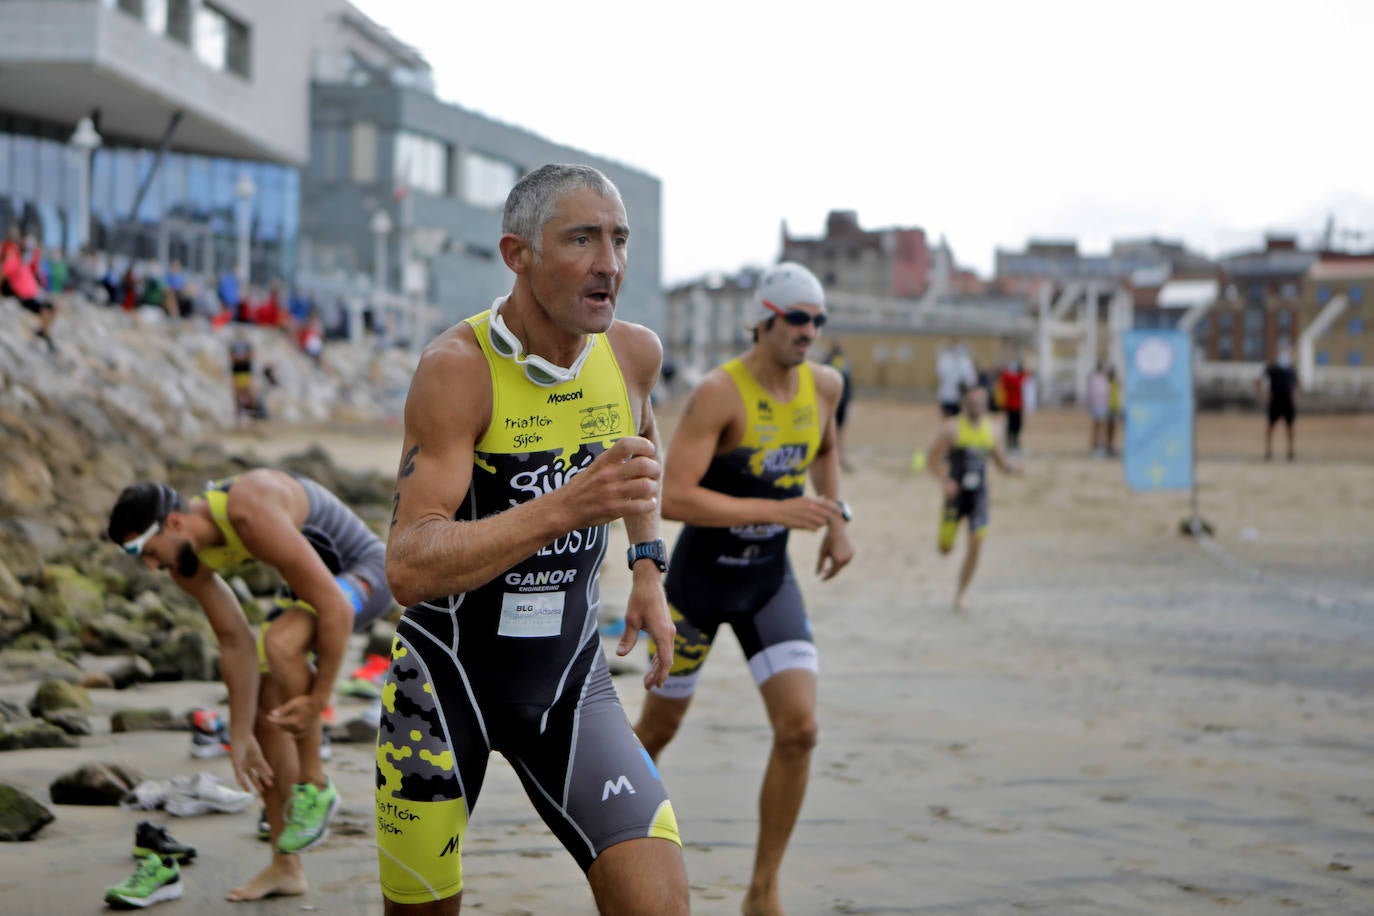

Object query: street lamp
[235,173,256,285]
[370,209,393,292]
[69,116,101,253]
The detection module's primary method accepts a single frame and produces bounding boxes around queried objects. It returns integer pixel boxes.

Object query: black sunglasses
[762,300,827,329]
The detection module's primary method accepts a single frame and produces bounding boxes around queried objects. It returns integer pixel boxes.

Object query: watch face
[629,540,667,571]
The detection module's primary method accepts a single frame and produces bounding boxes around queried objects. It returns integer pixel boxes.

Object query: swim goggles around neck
[487,298,593,387]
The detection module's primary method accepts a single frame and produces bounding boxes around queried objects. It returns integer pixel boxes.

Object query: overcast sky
[348,0,1374,284]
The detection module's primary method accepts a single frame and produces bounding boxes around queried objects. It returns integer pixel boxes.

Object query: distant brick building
[781,210,932,299]
[1201,236,1316,363]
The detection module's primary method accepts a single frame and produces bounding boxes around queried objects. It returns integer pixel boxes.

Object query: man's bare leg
[634,691,692,762]
[954,531,984,612]
[384,895,461,915]
[744,669,818,916]
[227,676,307,901]
[262,608,327,788]
[588,837,689,916]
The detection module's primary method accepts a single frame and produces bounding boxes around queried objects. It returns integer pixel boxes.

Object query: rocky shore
[0,295,411,841]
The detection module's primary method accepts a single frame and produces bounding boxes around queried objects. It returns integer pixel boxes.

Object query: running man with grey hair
[379,164,688,914]
[634,261,854,916]
[107,470,393,902]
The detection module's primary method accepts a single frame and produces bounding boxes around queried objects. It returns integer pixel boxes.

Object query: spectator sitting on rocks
[2,237,56,349]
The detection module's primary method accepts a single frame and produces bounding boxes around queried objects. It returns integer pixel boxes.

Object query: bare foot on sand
[742,887,784,916]
[953,595,971,613]
[225,861,307,902]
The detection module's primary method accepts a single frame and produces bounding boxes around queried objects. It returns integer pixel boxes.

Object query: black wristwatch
[627,538,668,572]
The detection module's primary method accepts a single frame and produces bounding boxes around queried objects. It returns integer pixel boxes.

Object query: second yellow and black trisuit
[654,358,823,701]
[939,414,995,550]
[376,302,679,906]
[195,473,391,626]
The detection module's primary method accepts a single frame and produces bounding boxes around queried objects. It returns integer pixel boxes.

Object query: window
[460,149,516,207]
[193,3,250,77]
[1316,350,1331,366]
[1193,313,1211,345]
[193,5,227,69]
[351,123,377,184]
[1217,334,1233,361]
[0,132,10,198]
[1350,317,1365,336]
[311,127,348,182]
[1350,285,1365,306]
[1218,311,1234,333]
[396,132,450,196]
[1350,351,1364,366]
[1316,285,1331,305]
[167,0,192,43]
[1276,309,1293,333]
[1242,306,1264,361]
[225,16,251,77]
[143,0,166,34]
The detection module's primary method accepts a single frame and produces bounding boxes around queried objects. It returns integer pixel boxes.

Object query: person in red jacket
[998,359,1029,453]
[2,241,56,348]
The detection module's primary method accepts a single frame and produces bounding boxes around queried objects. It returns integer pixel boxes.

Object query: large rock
[77,613,152,655]
[0,650,82,686]
[0,784,55,841]
[41,565,105,623]
[110,708,180,733]
[0,721,79,751]
[108,655,155,690]
[49,762,145,806]
[145,628,218,681]
[29,678,92,717]
[42,710,93,736]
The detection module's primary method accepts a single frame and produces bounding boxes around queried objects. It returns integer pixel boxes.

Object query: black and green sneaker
[132,821,197,863]
[104,853,183,909]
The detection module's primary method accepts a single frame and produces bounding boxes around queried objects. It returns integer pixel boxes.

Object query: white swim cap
[750,262,825,326]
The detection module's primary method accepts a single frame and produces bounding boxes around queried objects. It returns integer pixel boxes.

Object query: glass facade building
[0,113,299,280]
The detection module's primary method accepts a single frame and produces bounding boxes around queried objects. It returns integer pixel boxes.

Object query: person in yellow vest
[107,470,393,901]
[927,383,1021,612]
[633,261,855,916]
[1105,364,1123,458]
[381,164,687,915]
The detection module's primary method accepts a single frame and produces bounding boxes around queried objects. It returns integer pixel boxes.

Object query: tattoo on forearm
[390,492,401,529]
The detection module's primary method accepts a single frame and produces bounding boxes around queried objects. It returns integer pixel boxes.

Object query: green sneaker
[277,781,340,853]
[104,853,183,909]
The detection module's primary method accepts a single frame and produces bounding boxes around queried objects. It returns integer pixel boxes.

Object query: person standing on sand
[107,471,392,903]
[1257,345,1299,461]
[927,384,1020,612]
[379,164,688,915]
[633,261,855,916]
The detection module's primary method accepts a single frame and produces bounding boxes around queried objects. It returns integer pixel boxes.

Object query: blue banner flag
[1121,330,1194,491]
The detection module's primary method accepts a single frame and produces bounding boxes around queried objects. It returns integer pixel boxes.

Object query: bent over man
[380,164,688,915]
[634,261,855,916]
[108,469,393,901]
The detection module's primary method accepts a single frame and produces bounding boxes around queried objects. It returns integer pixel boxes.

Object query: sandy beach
[3,397,1373,915]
